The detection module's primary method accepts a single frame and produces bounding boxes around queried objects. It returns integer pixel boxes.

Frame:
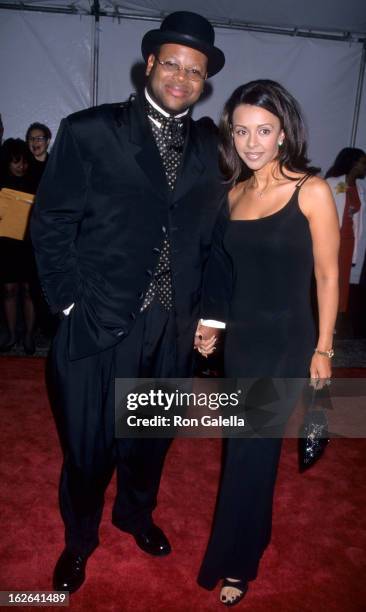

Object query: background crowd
[0,117,54,354]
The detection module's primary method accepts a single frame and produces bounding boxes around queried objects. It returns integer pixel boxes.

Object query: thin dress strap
[296,174,312,188]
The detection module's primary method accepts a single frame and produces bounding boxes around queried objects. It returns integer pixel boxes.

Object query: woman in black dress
[196,80,339,605]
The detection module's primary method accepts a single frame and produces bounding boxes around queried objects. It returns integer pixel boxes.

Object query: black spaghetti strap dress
[198,175,316,589]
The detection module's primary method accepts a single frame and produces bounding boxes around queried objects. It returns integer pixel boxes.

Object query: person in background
[357,247,366,336]
[0,138,37,353]
[26,122,52,191]
[325,148,366,320]
[0,114,4,146]
[0,138,34,192]
[26,122,56,337]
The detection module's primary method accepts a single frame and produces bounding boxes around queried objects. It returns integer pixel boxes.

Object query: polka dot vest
[141,100,186,313]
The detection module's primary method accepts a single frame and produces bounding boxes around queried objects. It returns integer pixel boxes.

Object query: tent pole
[350,43,366,146]
[91,0,100,107]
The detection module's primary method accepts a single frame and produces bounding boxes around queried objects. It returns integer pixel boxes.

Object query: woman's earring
[278,140,283,147]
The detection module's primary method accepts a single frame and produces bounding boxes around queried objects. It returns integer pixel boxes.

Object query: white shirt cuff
[63,303,75,315]
[200,319,226,329]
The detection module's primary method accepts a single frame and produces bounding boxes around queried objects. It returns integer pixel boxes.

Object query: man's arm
[31,117,89,314]
[194,201,232,355]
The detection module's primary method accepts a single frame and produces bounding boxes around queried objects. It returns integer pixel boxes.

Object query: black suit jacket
[31,94,227,368]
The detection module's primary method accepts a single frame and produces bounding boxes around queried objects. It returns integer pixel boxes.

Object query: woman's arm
[299,177,340,379]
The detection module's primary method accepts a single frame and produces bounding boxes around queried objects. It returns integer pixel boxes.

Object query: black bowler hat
[141,11,225,77]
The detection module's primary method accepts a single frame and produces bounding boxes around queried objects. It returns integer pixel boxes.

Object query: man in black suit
[31,11,225,593]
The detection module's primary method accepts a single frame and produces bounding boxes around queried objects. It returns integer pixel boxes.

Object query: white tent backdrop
[0,7,365,174]
[0,10,93,140]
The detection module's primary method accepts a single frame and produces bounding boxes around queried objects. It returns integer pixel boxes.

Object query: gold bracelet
[314,348,334,358]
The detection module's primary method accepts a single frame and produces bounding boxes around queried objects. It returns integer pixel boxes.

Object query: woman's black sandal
[220,578,248,607]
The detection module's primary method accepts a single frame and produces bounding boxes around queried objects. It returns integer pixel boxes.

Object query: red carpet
[0,356,366,611]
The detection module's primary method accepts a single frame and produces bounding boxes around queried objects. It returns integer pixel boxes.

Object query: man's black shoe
[53,549,88,593]
[133,524,171,556]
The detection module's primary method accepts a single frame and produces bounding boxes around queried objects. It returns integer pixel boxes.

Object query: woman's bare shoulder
[300,175,333,199]
[298,175,337,218]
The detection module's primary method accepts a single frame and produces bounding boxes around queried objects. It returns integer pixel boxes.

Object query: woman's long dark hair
[219,79,319,185]
[325,147,365,178]
[0,138,31,175]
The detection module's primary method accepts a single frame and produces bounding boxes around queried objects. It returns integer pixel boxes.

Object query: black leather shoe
[53,549,88,593]
[133,524,171,556]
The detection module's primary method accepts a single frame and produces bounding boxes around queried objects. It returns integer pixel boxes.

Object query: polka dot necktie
[141,101,186,313]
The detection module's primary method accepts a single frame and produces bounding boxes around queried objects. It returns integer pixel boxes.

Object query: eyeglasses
[28,136,47,142]
[156,58,206,82]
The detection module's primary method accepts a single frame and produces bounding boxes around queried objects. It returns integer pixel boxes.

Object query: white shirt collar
[144,88,189,120]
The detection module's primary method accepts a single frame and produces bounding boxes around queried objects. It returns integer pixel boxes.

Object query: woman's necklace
[252,178,276,198]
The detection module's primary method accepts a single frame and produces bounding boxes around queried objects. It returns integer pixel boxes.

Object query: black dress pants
[51,302,177,556]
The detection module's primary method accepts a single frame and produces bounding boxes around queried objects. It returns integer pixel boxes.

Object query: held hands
[194,323,220,358]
